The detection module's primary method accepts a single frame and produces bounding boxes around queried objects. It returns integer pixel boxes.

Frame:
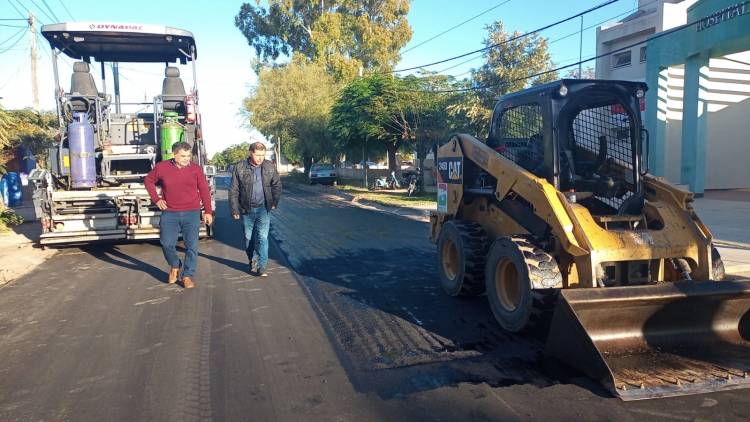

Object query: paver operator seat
[162,66,186,114]
[69,61,99,112]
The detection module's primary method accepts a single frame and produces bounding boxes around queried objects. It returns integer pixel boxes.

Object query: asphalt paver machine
[31,22,215,245]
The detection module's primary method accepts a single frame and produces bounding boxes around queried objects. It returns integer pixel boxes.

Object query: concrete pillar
[645,64,669,176]
[680,54,709,194]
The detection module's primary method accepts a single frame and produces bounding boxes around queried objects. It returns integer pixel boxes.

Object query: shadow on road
[283,243,582,399]
[83,243,168,283]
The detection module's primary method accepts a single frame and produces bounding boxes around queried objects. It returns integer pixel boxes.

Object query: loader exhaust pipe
[546,280,750,400]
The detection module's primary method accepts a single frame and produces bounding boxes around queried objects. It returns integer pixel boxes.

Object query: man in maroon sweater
[144,142,213,288]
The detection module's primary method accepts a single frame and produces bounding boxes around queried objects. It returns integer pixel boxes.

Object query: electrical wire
[435,0,660,77]
[401,0,515,55]
[26,0,56,23]
[5,0,27,18]
[39,0,60,22]
[416,16,703,94]
[0,26,27,48]
[55,0,73,20]
[0,57,28,90]
[386,0,619,74]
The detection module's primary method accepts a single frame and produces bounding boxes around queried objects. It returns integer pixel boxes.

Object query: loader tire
[485,236,562,333]
[437,220,489,297]
[712,246,725,281]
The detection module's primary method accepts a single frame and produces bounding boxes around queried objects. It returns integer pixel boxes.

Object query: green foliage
[237,15,560,170]
[210,142,252,169]
[564,66,596,79]
[330,73,420,170]
[0,208,23,229]
[0,107,13,150]
[244,60,338,171]
[235,0,412,80]
[0,109,57,168]
[448,22,556,138]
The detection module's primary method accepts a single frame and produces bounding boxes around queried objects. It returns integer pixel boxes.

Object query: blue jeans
[242,207,270,269]
[159,210,201,277]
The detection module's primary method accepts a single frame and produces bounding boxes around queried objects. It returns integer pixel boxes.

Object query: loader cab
[489,80,647,217]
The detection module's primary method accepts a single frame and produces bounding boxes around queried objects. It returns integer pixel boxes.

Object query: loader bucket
[546,280,750,400]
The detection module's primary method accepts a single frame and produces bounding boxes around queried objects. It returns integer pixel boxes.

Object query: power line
[434,0,659,77]
[0,26,27,54]
[418,16,702,94]
[387,0,619,74]
[10,0,47,25]
[40,0,60,22]
[0,23,27,27]
[26,0,56,23]
[6,0,27,19]
[401,0,514,55]
[0,26,26,47]
[0,57,28,90]
[55,0,74,20]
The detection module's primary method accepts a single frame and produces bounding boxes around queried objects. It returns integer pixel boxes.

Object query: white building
[596,0,750,191]
[596,0,698,82]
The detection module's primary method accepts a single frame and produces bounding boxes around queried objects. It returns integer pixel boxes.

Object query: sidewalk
[694,191,750,278]
[0,222,56,286]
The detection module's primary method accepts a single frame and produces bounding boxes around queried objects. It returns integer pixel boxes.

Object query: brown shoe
[182,276,195,289]
[168,267,180,284]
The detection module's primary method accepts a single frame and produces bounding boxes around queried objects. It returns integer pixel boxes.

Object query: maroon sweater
[144,160,213,214]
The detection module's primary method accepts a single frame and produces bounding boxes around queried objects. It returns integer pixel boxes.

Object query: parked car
[309,163,337,185]
[357,160,387,169]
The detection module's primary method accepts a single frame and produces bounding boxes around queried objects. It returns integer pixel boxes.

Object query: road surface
[0,182,748,421]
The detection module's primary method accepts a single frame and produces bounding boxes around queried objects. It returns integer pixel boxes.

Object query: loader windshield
[556,88,644,215]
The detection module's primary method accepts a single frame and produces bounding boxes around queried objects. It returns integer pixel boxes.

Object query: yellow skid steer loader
[429,79,750,400]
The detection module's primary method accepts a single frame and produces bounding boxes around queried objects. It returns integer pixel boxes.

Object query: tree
[4,109,57,168]
[564,66,596,79]
[448,21,557,138]
[210,142,252,169]
[330,73,426,171]
[405,73,457,175]
[0,107,13,150]
[235,0,412,80]
[0,108,56,210]
[244,59,338,173]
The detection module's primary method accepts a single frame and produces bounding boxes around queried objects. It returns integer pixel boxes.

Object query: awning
[41,22,197,63]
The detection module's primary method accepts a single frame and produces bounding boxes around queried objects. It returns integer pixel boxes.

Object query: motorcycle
[403,167,421,197]
[370,170,402,190]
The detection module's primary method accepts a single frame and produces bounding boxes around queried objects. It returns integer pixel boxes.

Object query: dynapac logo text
[89,24,144,31]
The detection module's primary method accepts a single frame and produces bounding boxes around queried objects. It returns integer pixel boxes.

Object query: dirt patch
[0,222,57,286]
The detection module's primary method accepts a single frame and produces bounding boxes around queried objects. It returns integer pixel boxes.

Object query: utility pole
[578,15,583,79]
[276,133,281,173]
[29,12,39,110]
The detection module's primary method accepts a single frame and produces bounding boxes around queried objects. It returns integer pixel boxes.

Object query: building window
[640,46,647,62]
[612,50,632,68]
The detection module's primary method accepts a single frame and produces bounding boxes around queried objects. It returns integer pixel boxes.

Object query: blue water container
[17,146,37,174]
[0,175,8,206]
[2,172,22,206]
[68,112,96,188]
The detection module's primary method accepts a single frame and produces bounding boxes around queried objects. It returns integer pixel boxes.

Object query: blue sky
[0,0,638,156]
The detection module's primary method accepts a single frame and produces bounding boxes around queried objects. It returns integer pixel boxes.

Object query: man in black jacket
[229,142,282,276]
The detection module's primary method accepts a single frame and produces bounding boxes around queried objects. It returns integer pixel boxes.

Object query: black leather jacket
[229,159,282,213]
